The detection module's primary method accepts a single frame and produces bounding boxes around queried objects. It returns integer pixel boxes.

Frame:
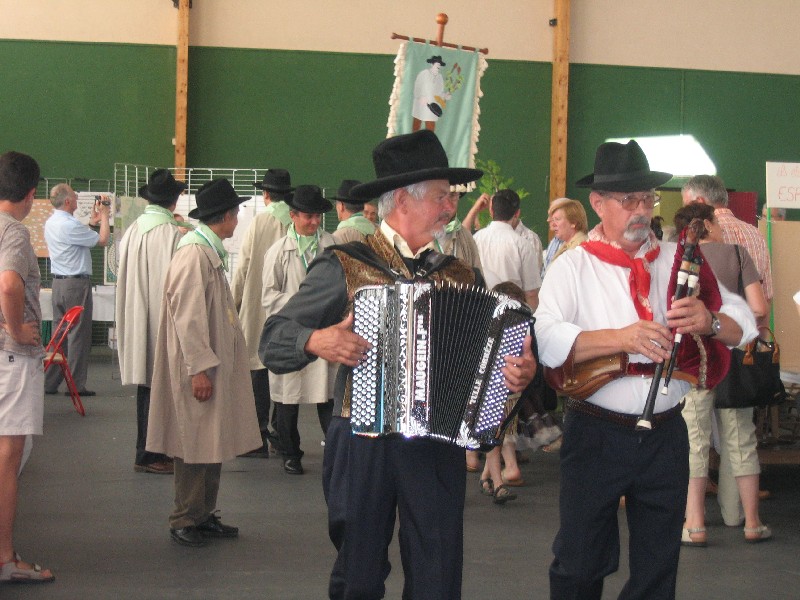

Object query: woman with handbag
[674,204,772,546]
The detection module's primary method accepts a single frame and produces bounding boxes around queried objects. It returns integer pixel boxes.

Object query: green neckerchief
[288,223,320,271]
[138,204,193,235]
[265,201,292,227]
[445,217,462,233]
[434,217,462,253]
[336,213,375,236]
[177,223,229,271]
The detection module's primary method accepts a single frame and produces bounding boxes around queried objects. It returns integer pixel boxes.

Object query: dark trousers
[549,410,689,600]
[250,368,273,446]
[135,385,169,466]
[323,416,465,600]
[45,277,92,392]
[275,400,333,460]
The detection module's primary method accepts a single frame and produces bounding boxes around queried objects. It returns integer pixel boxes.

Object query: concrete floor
[5,352,800,599]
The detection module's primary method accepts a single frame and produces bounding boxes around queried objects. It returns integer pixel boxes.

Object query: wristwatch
[708,311,722,337]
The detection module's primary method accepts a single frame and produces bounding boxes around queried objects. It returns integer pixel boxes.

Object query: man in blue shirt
[43,184,110,396]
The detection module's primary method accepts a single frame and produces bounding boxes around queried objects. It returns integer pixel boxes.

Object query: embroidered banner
[387,42,487,179]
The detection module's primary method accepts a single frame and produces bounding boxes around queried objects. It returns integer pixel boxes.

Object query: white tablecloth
[40,285,116,322]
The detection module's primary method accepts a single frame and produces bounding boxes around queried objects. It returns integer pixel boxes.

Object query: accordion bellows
[351,282,533,449]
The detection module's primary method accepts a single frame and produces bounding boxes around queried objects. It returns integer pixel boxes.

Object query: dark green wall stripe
[3,40,799,230]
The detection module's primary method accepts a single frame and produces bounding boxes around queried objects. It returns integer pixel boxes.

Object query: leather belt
[565,397,683,430]
[52,274,90,279]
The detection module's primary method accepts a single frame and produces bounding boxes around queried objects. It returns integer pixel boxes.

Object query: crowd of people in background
[0,130,791,599]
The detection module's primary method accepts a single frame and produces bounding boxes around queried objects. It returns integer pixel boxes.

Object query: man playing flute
[534,140,756,600]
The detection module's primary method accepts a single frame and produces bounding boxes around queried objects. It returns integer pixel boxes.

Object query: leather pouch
[543,343,628,401]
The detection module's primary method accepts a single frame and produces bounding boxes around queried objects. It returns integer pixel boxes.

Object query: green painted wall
[0,39,175,182]
[568,64,800,226]
[3,40,800,233]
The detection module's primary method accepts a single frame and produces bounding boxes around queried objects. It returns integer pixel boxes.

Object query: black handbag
[714,328,786,408]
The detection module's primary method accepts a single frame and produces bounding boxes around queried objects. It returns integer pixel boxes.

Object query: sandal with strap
[0,553,55,584]
[681,526,707,547]
[492,484,518,505]
[744,524,772,543]
[479,478,494,496]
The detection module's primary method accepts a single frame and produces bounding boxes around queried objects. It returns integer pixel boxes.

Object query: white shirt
[514,221,544,274]
[473,221,541,291]
[534,240,757,415]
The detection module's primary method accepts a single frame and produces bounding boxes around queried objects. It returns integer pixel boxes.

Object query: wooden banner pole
[174,0,190,178]
[549,0,571,207]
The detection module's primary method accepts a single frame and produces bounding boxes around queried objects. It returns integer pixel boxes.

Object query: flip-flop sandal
[492,484,517,505]
[479,478,494,496]
[0,554,55,584]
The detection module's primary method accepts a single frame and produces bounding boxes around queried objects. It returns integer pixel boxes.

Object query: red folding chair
[43,305,86,416]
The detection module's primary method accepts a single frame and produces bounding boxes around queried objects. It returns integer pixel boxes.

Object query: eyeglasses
[600,192,660,211]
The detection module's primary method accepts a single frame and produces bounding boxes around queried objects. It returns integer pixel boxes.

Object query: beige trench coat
[262,232,337,405]
[230,212,287,371]
[147,243,261,463]
[116,219,182,386]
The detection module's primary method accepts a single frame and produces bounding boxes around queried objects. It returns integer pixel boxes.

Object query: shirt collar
[379,220,436,259]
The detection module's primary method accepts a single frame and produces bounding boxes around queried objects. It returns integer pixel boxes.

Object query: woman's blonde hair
[552,199,588,233]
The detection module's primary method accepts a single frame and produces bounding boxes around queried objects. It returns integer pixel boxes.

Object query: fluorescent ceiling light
[606,135,716,178]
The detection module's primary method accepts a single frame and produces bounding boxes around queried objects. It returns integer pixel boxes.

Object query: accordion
[350,281,533,449]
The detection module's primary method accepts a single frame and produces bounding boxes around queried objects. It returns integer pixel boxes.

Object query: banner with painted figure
[387,42,488,180]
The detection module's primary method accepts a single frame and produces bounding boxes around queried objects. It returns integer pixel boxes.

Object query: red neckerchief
[582,225,661,320]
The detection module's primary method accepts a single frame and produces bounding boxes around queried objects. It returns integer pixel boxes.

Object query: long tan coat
[262,232,337,405]
[230,212,287,370]
[116,220,181,386]
[147,243,261,463]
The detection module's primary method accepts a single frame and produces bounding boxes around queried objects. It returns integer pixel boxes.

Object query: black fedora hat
[328,179,364,203]
[427,55,446,66]
[138,169,187,206]
[254,168,294,194]
[188,178,250,220]
[349,131,482,200]
[286,185,333,214]
[576,140,672,192]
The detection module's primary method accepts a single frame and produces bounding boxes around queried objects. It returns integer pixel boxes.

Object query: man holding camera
[43,183,109,396]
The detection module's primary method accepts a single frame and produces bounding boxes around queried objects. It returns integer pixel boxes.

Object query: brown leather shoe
[134,460,174,474]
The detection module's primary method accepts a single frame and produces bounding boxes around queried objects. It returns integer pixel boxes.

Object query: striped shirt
[714,208,773,300]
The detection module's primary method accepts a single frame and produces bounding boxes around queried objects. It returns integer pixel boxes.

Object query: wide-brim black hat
[576,140,672,192]
[138,169,187,206]
[328,179,363,203]
[188,178,250,220]
[350,130,482,200]
[255,168,294,194]
[427,55,446,66]
[285,184,333,214]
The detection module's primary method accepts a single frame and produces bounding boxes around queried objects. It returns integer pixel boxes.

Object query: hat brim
[188,195,250,220]
[350,167,483,200]
[285,197,333,214]
[575,171,672,192]
[138,181,188,205]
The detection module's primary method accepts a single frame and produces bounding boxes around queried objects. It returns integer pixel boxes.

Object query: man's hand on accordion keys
[305,313,372,367]
[500,334,537,393]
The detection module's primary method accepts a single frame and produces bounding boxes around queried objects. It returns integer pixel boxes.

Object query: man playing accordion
[260,130,537,600]
[534,140,757,600]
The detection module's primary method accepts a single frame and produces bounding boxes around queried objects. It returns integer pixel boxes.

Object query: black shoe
[45,389,59,395]
[197,512,239,538]
[65,390,96,397]
[170,526,206,547]
[283,458,304,475]
[239,445,270,458]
